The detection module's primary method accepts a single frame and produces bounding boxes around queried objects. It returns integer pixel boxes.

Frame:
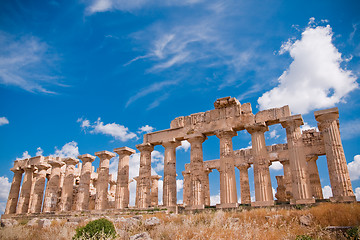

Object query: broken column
[275,176,287,202]
[59,157,79,212]
[16,165,36,214]
[315,108,356,202]
[204,168,211,206]
[29,163,50,213]
[151,175,161,207]
[182,169,191,206]
[75,154,96,211]
[307,155,323,199]
[237,163,251,205]
[43,159,65,212]
[281,115,314,204]
[162,140,181,207]
[246,123,274,206]
[114,147,136,209]
[4,166,24,214]
[95,151,116,210]
[216,129,238,208]
[280,159,292,201]
[136,143,154,208]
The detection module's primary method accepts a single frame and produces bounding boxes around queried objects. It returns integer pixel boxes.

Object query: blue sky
[1,0,360,212]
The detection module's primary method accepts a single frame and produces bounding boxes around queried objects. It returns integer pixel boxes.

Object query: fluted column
[307,155,323,199]
[4,167,24,214]
[315,108,356,202]
[151,175,161,206]
[58,157,79,212]
[29,163,50,213]
[204,169,211,206]
[182,169,191,206]
[237,164,251,205]
[281,115,314,204]
[246,123,274,206]
[162,140,181,207]
[16,165,36,214]
[43,160,65,212]
[280,159,292,201]
[136,143,154,208]
[114,147,136,209]
[95,151,116,210]
[186,134,207,209]
[75,154,96,211]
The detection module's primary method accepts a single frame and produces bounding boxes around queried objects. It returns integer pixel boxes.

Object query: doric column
[75,154,96,211]
[280,159,292,201]
[114,147,136,209]
[162,140,181,207]
[186,134,207,209]
[43,160,65,212]
[204,169,211,206]
[58,157,79,212]
[4,167,24,214]
[136,143,154,208]
[151,175,161,207]
[182,169,191,206]
[94,151,116,210]
[275,176,287,202]
[216,129,238,208]
[315,108,356,202]
[246,123,274,206]
[29,163,50,213]
[237,164,251,205]
[307,155,323,199]
[133,176,139,207]
[281,115,314,204]
[16,165,36,214]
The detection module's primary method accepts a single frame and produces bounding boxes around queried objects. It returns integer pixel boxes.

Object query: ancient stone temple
[2,97,356,218]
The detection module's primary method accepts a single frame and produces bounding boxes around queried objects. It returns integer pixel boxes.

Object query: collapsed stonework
[1,97,356,219]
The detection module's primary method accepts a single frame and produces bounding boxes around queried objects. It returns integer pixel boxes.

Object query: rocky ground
[1,203,360,240]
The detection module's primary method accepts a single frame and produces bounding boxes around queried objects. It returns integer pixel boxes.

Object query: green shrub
[346,227,360,240]
[73,218,116,240]
[295,235,314,240]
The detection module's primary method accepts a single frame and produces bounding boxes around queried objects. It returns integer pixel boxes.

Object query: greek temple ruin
[2,96,357,218]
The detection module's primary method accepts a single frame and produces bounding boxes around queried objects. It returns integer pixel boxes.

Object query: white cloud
[177,140,190,152]
[355,187,360,201]
[16,151,31,160]
[176,179,184,192]
[322,185,333,199]
[138,125,155,133]
[0,117,9,126]
[348,155,360,181]
[151,150,164,174]
[300,122,318,132]
[258,20,358,114]
[36,147,44,156]
[210,193,220,206]
[269,130,279,139]
[52,141,79,158]
[269,161,283,171]
[0,176,11,214]
[78,118,137,142]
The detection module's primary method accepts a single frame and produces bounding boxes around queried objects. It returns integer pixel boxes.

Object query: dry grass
[1,203,359,240]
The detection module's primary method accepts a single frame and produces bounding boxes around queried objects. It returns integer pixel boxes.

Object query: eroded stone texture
[29,163,50,213]
[43,159,65,212]
[16,165,36,214]
[95,151,116,210]
[275,176,287,202]
[4,167,24,214]
[151,175,161,206]
[59,157,79,212]
[114,147,136,209]
[280,160,293,201]
[237,164,251,204]
[136,143,154,208]
[307,155,323,199]
[315,108,356,202]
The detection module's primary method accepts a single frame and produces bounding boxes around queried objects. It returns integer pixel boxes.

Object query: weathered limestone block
[246,123,274,206]
[150,175,161,207]
[16,165,36,214]
[280,115,314,204]
[255,105,291,125]
[75,154,96,211]
[29,163,51,213]
[182,169,191,206]
[275,176,287,202]
[315,108,356,202]
[108,175,116,203]
[280,159,293,201]
[43,159,65,212]
[136,143,154,208]
[238,163,251,204]
[4,167,23,214]
[114,147,136,209]
[162,140,181,207]
[307,155,323,199]
[95,151,116,210]
[59,157,79,212]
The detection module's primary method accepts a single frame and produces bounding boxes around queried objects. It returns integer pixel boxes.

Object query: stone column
[58,157,79,212]
[246,123,274,206]
[4,167,24,214]
[186,134,207,209]
[216,130,238,208]
[275,176,287,202]
[315,108,356,202]
[162,140,181,207]
[133,176,139,207]
[307,155,323,199]
[114,147,136,209]
[182,169,191,206]
[281,115,314,204]
[16,165,36,214]
[29,163,50,213]
[151,175,161,207]
[95,151,116,210]
[237,164,251,205]
[204,169,211,206]
[280,159,292,201]
[75,154,96,211]
[43,160,65,212]
[136,143,154,209]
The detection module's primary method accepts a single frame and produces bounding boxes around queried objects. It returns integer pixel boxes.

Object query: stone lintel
[63,157,79,165]
[280,114,304,128]
[213,96,240,109]
[245,122,268,134]
[314,107,339,122]
[255,105,291,125]
[136,143,154,152]
[95,150,116,159]
[114,147,136,156]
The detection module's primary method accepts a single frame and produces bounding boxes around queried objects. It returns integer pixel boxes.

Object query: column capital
[306,155,318,162]
[151,175,161,180]
[280,114,304,129]
[78,154,96,163]
[24,165,37,172]
[280,159,289,164]
[10,167,24,173]
[95,150,116,159]
[237,163,251,170]
[64,157,79,166]
[314,107,339,122]
[245,122,268,134]
[36,163,51,171]
[215,129,237,139]
[136,143,154,153]
[48,159,65,168]
[161,140,181,149]
[114,147,136,156]
[184,133,206,144]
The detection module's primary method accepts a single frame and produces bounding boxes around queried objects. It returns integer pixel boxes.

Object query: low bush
[73,218,116,240]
